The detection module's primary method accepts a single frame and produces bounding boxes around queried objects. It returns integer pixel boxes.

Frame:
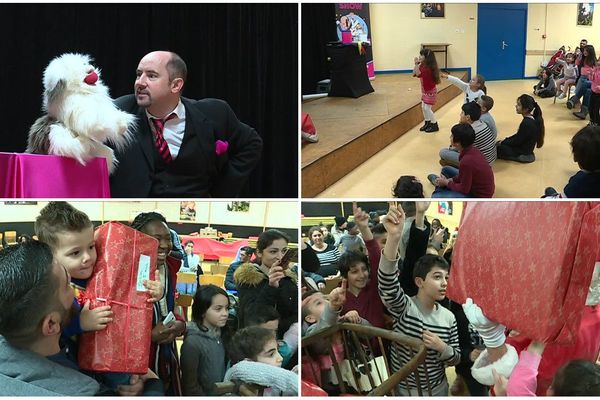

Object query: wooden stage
[301,70,468,197]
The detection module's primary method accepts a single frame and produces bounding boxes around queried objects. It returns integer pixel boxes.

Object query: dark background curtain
[301,3,336,95]
[0,3,297,198]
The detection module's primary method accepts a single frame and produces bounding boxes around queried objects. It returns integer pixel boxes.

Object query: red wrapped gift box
[78,222,158,374]
[0,152,110,198]
[447,202,600,344]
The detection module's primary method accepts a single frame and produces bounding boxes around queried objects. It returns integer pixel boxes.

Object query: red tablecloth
[179,236,248,260]
[0,152,110,198]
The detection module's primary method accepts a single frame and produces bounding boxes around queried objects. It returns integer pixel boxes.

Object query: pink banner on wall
[335,3,375,79]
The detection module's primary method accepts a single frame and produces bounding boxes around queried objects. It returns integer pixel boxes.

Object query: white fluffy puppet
[27,53,135,173]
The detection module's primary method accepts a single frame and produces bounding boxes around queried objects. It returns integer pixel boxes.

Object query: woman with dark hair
[180,284,231,395]
[234,229,298,337]
[496,94,545,163]
[307,225,340,278]
[131,212,186,395]
[568,44,596,112]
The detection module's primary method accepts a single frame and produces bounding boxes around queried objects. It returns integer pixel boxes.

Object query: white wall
[371,3,478,72]
[370,3,600,77]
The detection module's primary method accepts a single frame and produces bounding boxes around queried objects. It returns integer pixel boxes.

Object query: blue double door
[477,4,527,80]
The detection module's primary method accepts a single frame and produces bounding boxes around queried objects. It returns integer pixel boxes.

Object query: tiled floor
[317,79,585,198]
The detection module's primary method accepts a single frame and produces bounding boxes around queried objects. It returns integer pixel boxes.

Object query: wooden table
[421,43,451,70]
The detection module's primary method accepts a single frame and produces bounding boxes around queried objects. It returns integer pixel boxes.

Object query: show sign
[335,3,375,79]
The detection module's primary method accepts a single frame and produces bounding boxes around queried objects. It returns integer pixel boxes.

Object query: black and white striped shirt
[378,255,460,392]
[471,120,497,164]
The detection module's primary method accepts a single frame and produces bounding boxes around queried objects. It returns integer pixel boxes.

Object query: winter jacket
[0,336,99,396]
[234,263,298,336]
[180,322,227,395]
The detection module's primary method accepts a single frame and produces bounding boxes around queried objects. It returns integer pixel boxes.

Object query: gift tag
[136,254,151,291]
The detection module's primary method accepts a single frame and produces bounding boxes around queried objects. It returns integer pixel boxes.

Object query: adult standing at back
[307,226,341,278]
[110,51,263,197]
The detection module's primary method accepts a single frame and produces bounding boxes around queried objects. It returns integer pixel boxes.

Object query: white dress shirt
[146,100,186,159]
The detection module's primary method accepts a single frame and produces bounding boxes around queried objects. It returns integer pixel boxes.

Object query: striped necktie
[151,113,176,163]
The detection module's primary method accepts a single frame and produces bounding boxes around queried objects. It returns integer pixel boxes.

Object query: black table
[326,42,374,98]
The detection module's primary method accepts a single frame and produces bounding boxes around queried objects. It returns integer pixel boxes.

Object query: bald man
[111,51,263,198]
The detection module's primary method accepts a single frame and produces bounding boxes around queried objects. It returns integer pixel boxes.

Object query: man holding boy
[0,242,161,395]
[378,203,460,395]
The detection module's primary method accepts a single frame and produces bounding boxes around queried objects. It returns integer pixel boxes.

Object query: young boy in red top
[428,123,495,198]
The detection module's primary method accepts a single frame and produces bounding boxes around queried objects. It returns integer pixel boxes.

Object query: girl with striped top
[308,226,341,278]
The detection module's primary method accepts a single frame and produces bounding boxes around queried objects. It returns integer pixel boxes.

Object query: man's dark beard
[59,303,77,331]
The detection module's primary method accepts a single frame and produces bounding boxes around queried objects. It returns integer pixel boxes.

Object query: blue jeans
[442,166,459,178]
[432,167,473,198]
[439,147,460,167]
[583,88,592,108]
[572,76,591,103]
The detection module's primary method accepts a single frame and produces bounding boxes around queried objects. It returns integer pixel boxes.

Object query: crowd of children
[401,40,599,198]
[0,202,299,396]
[301,202,600,396]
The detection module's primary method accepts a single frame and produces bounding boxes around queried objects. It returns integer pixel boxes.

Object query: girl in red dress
[413,48,441,133]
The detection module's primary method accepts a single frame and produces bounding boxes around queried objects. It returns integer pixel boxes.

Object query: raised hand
[432,228,446,245]
[80,300,113,332]
[328,279,347,311]
[415,201,431,214]
[462,298,506,348]
[352,202,370,229]
[381,202,405,238]
[143,269,164,303]
[352,201,373,240]
[462,298,495,329]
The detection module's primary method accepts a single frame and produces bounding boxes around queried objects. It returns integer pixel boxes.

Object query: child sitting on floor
[225,326,299,396]
[392,175,424,198]
[543,125,600,198]
[533,68,556,98]
[477,95,498,138]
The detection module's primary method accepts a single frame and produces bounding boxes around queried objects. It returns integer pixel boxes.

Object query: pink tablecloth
[179,236,248,260]
[0,152,110,198]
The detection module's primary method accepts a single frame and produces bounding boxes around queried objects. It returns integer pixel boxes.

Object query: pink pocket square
[215,140,229,156]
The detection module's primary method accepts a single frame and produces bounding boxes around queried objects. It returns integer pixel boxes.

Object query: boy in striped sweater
[439,101,496,167]
[378,204,460,395]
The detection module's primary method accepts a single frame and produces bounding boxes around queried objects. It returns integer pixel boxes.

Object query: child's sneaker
[424,122,439,133]
[427,174,439,186]
[557,93,566,99]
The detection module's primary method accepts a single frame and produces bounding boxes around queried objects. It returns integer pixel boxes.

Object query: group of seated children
[1,201,299,396]
[301,202,600,396]
[410,64,598,197]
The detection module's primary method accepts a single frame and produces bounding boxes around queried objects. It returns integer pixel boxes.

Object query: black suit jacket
[110,95,262,197]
